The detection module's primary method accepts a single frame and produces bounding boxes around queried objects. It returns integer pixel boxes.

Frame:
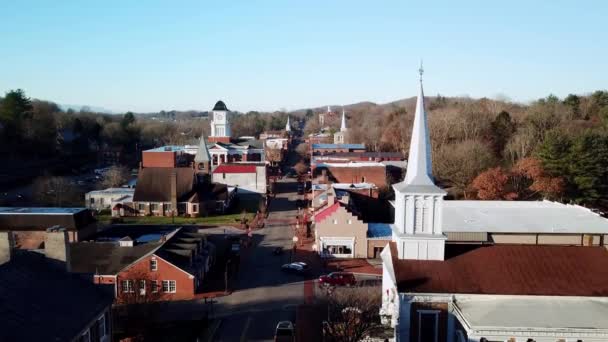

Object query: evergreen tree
[536,130,572,182]
[490,110,515,156]
[569,133,608,203]
[0,89,32,143]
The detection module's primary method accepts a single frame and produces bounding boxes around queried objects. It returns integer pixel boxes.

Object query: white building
[380,69,608,342]
[85,188,134,211]
[333,108,349,144]
[209,100,231,140]
[211,163,267,194]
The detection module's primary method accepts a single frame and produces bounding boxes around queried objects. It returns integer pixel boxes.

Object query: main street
[211,150,310,341]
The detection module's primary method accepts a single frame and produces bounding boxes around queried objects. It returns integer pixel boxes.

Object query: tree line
[303,91,608,207]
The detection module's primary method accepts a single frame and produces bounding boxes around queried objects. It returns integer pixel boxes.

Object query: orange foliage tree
[471,158,565,200]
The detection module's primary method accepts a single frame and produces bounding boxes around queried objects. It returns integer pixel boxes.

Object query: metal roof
[443,200,608,234]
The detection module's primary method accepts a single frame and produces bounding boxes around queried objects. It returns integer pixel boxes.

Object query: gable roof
[0,207,93,231]
[70,241,162,275]
[314,202,342,223]
[213,164,257,174]
[0,251,114,342]
[133,167,195,202]
[390,243,608,296]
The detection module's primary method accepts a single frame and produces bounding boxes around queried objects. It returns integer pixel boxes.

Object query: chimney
[45,226,72,272]
[327,191,336,206]
[0,231,15,265]
[170,170,178,213]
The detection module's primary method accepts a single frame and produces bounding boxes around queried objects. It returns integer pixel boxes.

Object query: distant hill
[60,104,116,114]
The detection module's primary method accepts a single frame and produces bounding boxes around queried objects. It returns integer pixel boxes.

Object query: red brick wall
[116,254,195,301]
[12,230,78,249]
[208,136,231,143]
[316,166,387,187]
[367,239,390,258]
[142,151,177,168]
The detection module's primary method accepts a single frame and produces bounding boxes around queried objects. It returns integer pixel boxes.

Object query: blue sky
[0,1,606,113]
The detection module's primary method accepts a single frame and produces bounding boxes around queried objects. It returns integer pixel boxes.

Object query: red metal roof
[390,243,608,296]
[213,164,257,174]
[314,202,341,223]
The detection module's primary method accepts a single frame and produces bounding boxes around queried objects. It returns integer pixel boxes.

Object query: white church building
[380,69,608,342]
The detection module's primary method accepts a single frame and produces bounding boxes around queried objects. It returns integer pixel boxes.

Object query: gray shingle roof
[0,251,114,342]
[70,241,162,275]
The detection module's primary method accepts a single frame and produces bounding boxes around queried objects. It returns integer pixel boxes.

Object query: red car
[318,272,356,287]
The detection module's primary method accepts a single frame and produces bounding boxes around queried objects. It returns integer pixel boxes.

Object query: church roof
[442,200,608,234]
[389,242,608,296]
[213,100,228,111]
[195,134,211,163]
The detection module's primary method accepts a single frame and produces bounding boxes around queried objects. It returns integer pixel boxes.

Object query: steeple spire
[285,115,291,132]
[403,63,435,186]
[340,108,347,132]
[327,105,331,114]
[195,132,211,164]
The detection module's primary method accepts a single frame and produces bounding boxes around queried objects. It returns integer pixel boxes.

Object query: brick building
[313,190,392,258]
[70,226,215,302]
[313,162,388,188]
[142,146,193,168]
[0,207,98,249]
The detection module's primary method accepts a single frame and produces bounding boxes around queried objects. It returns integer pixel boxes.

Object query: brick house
[0,230,114,342]
[70,227,214,302]
[0,207,98,249]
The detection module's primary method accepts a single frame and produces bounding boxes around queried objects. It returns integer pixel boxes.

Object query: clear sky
[0,0,606,113]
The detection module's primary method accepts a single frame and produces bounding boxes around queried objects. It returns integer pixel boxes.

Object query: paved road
[211,175,307,341]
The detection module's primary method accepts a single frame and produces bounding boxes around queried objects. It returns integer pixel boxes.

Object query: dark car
[274,321,294,342]
[281,262,310,275]
[318,272,356,287]
[273,247,284,255]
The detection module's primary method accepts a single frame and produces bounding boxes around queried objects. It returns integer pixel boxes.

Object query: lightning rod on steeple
[418,59,424,83]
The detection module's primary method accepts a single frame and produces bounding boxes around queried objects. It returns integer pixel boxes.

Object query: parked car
[318,272,356,287]
[281,262,310,275]
[274,321,294,342]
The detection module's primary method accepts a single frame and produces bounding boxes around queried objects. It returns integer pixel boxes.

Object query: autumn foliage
[471,158,565,200]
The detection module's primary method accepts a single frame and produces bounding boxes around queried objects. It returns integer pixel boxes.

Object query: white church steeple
[391,64,447,261]
[285,115,291,132]
[340,108,347,132]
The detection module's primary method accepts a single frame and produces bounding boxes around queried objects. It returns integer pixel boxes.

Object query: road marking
[204,319,222,342]
[240,315,253,342]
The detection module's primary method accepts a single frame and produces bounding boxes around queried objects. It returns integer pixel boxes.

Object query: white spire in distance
[327,105,331,113]
[340,108,347,132]
[285,115,291,132]
[403,62,435,186]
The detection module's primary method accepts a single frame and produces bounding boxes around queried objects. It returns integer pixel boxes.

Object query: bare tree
[295,143,309,160]
[99,165,130,189]
[434,139,497,198]
[318,286,383,342]
[32,175,82,206]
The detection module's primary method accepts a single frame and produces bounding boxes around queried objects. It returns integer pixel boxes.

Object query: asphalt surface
[212,163,306,341]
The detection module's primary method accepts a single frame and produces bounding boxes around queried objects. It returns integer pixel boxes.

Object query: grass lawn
[96,194,261,226]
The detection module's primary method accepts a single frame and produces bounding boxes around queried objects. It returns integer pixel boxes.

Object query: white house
[380,69,608,342]
[85,188,134,211]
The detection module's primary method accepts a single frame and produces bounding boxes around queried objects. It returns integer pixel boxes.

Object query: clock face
[217,114,223,120]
